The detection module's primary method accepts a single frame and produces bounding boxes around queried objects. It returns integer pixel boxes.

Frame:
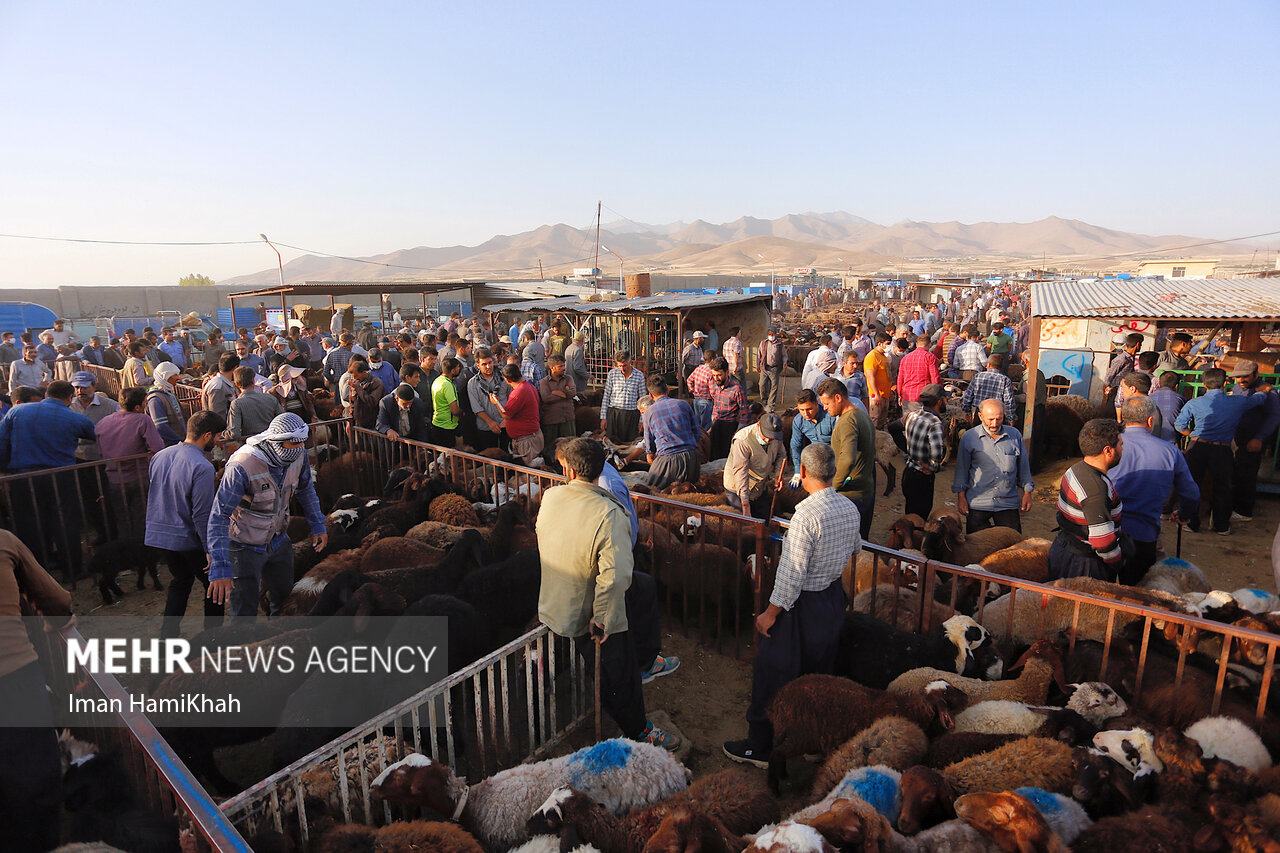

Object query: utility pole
[538,258,544,280]
[593,201,601,272]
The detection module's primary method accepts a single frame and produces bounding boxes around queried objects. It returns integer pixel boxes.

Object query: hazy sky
[2,1,1276,287]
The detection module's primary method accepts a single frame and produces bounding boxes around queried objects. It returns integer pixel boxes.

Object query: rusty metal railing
[85,363,123,398]
[220,624,593,848]
[175,381,204,418]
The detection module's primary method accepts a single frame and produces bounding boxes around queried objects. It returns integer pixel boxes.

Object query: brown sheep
[920,512,1024,567]
[575,405,602,435]
[406,520,472,552]
[810,717,929,798]
[953,791,1068,853]
[845,552,921,598]
[627,769,780,839]
[804,797,896,853]
[852,584,952,633]
[358,537,444,574]
[921,733,1023,769]
[312,820,484,853]
[279,548,366,615]
[643,806,748,853]
[978,538,1052,583]
[428,493,480,527]
[766,675,967,794]
[887,637,1064,705]
[887,514,927,551]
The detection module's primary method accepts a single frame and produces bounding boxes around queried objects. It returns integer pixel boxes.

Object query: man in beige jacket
[537,437,679,750]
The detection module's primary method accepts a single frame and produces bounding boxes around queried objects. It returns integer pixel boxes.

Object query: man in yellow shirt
[863,331,894,428]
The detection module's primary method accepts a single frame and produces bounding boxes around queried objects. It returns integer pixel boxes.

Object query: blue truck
[0,301,58,335]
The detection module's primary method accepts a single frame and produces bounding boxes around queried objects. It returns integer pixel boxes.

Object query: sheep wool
[811,717,927,797]
[747,822,832,853]
[1012,787,1094,845]
[953,700,1046,736]
[1233,587,1280,614]
[1092,729,1164,774]
[1066,683,1127,726]
[943,737,1077,796]
[1184,716,1274,772]
[793,765,902,826]
[507,840,602,853]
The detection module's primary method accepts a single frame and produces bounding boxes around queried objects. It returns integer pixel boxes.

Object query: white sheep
[370,740,691,851]
[506,838,602,853]
[1184,715,1274,772]
[953,683,1127,736]
[746,822,834,853]
[1233,588,1280,614]
[1137,557,1210,597]
[1092,728,1165,774]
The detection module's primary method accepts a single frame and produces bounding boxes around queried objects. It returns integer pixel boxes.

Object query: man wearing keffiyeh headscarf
[205,413,327,621]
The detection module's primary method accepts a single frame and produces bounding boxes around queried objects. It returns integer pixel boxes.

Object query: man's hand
[756,608,778,638]
[1171,510,1188,526]
[386,429,400,441]
[208,578,233,605]
[1247,439,1264,453]
[1020,491,1032,513]
[956,493,969,515]
[599,419,606,433]
[740,502,752,518]
[789,473,802,489]
[774,471,785,491]
[312,532,328,553]
[589,620,608,645]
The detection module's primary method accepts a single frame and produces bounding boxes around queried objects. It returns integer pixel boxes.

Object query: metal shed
[485,292,773,387]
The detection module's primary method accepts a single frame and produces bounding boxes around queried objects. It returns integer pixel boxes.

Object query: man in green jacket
[537,437,680,751]
[818,377,877,538]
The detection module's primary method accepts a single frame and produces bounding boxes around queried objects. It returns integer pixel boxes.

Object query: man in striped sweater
[1049,418,1126,581]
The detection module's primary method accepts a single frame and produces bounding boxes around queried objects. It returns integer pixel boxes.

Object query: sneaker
[1231,512,1253,522]
[723,739,769,768]
[643,723,681,752]
[1216,527,1233,536]
[642,654,680,684]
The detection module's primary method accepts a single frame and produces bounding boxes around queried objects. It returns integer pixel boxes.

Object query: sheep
[1040,395,1094,460]
[428,492,481,527]
[1184,716,1273,772]
[744,823,834,853]
[362,529,488,606]
[765,675,967,794]
[810,717,929,797]
[801,797,896,853]
[1068,804,1200,853]
[919,512,1024,567]
[851,584,953,633]
[953,791,1072,853]
[483,498,539,561]
[57,729,98,775]
[923,733,1023,769]
[358,536,444,574]
[406,519,472,552]
[1137,557,1211,597]
[1007,788,1092,845]
[1092,728,1165,775]
[1232,587,1280,614]
[874,430,899,496]
[886,514,926,551]
[979,576,1197,645]
[87,540,162,604]
[311,820,484,853]
[835,613,1004,689]
[280,548,367,614]
[454,548,542,636]
[642,806,748,853]
[844,552,920,599]
[887,637,1063,706]
[938,736,1077,796]
[61,750,179,853]
[887,819,1007,853]
[273,733,401,829]
[953,683,1126,738]
[1071,748,1157,818]
[977,538,1051,584]
[1191,797,1280,853]
[354,471,440,537]
[50,846,129,853]
[369,740,692,852]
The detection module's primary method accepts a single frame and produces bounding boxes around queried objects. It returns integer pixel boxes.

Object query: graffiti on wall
[1039,349,1095,397]
[1109,319,1154,334]
[1039,318,1087,349]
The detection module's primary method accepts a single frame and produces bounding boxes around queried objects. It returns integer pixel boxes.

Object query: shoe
[1231,512,1253,522]
[643,723,681,752]
[642,654,680,684]
[1215,527,1233,536]
[723,739,769,768]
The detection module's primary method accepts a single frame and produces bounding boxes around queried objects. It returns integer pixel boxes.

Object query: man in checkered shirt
[902,383,948,518]
[953,325,988,380]
[722,326,745,387]
[962,354,1016,423]
[600,350,647,443]
[723,442,861,768]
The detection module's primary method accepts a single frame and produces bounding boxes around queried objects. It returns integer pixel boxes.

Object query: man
[522,327,547,370]
[33,334,58,371]
[754,327,787,413]
[564,329,590,393]
[1116,372,1162,436]
[953,324,987,381]
[709,357,749,460]
[908,308,928,336]
[201,330,226,368]
[69,371,120,461]
[1149,369,1185,443]
[467,347,508,451]
[302,327,325,372]
[897,334,941,413]
[722,443,859,767]
[1176,367,1267,535]
[378,336,402,372]
[8,344,51,392]
[962,354,1016,422]
[0,331,19,367]
[233,339,265,376]
[492,362,543,465]
[986,322,1013,365]
[419,346,441,388]
[377,383,430,442]
[538,438,679,750]
[539,355,577,461]
[788,389,834,488]
[346,359,385,430]
[322,333,355,394]
[1103,332,1143,409]
[1155,331,1195,376]
[0,381,96,581]
[365,347,399,393]
[952,398,1033,533]
[0,525,72,853]
[685,348,718,431]
[42,318,77,348]
[641,373,701,489]
[329,306,345,336]
[227,366,284,443]
[77,336,104,366]
[838,351,868,408]
[430,356,464,447]
[520,340,545,385]
[722,326,745,387]
[1110,396,1199,585]
[95,386,164,541]
[1115,352,1158,418]
[1049,418,1126,581]
[157,328,186,369]
[201,352,241,418]
[681,330,707,388]
[1228,360,1280,525]
[207,413,325,622]
[801,338,835,392]
[862,332,894,429]
[600,351,646,443]
[120,339,154,389]
[902,383,948,518]
[101,338,128,370]
[704,320,719,353]
[819,377,878,538]
[723,413,785,519]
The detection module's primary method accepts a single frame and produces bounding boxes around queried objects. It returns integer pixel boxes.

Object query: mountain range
[222,212,1226,286]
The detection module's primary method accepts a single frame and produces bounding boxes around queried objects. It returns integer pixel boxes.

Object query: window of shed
[1172,266,1187,277]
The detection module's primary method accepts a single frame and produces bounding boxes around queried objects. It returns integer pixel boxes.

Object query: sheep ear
[990,802,1017,825]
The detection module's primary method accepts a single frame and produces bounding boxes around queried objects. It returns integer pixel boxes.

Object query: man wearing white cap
[680,331,706,388]
[206,413,327,622]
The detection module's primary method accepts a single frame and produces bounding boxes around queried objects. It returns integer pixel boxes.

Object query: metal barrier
[30,621,252,852]
[85,363,123,398]
[0,454,150,585]
[220,624,593,848]
[175,380,204,418]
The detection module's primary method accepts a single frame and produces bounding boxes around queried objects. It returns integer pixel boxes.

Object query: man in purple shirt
[95,386,164,540]
[146,410,226,638]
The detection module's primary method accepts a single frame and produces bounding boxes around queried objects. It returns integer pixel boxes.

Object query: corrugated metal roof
[1032,278,1280,320]
[483,291,772,315]
[228,279,593,300]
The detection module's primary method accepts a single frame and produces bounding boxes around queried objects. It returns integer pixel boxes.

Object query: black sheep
[455,548,541,638]
[63,750,179,853]
[833,610,1004,690]
[362,529,487,604]
[88,540,162,604]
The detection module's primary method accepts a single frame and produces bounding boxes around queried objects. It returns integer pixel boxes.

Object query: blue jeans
[692,397,712,431]
[228,538,295,623]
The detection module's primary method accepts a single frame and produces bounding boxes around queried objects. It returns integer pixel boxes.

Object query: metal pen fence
[84,363,123,398]
[175,380,204,418]
[29,621,252,852]
[220,624,593,848]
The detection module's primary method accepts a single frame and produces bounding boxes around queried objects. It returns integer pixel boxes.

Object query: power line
[0,232,259,246]
[269,239,598,277]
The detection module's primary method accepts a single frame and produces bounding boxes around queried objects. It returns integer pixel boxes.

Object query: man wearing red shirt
[493,362,543,465]
[897,335,941,414]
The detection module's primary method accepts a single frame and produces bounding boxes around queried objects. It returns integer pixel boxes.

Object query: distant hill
[221,212,1221,286]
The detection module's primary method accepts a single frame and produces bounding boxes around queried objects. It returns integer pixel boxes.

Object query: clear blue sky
[1,0,1276,286]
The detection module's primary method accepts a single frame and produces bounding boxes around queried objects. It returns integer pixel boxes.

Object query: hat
[70,371,95,387]
[153,362,181,384]
[767,326,777,333]
[919,383,945,405]
[277,365,306,383]
[380,336,391,344]
[1231,360,1259,377]
[499,335,512,344]
[692,330,707,339]
[573,330,585,341]
[757,413,783,439]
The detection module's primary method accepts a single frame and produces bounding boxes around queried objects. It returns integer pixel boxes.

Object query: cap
[380,336,392,344]
[499,335,513,344]
[757,413,782,439]
[1231,360,1258,377]
[767,326,777,333]
[70,371,95,387]
[919,383,945,405]
[692,330,707,339]
[573,330,585,340]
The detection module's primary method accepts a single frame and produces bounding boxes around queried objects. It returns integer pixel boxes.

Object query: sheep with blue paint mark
[791,765,903,826]
[1010,787,1093,845]
[370,740,690,852]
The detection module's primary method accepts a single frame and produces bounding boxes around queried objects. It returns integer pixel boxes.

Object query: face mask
[767,335,775,341]
[756,432,769,446]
